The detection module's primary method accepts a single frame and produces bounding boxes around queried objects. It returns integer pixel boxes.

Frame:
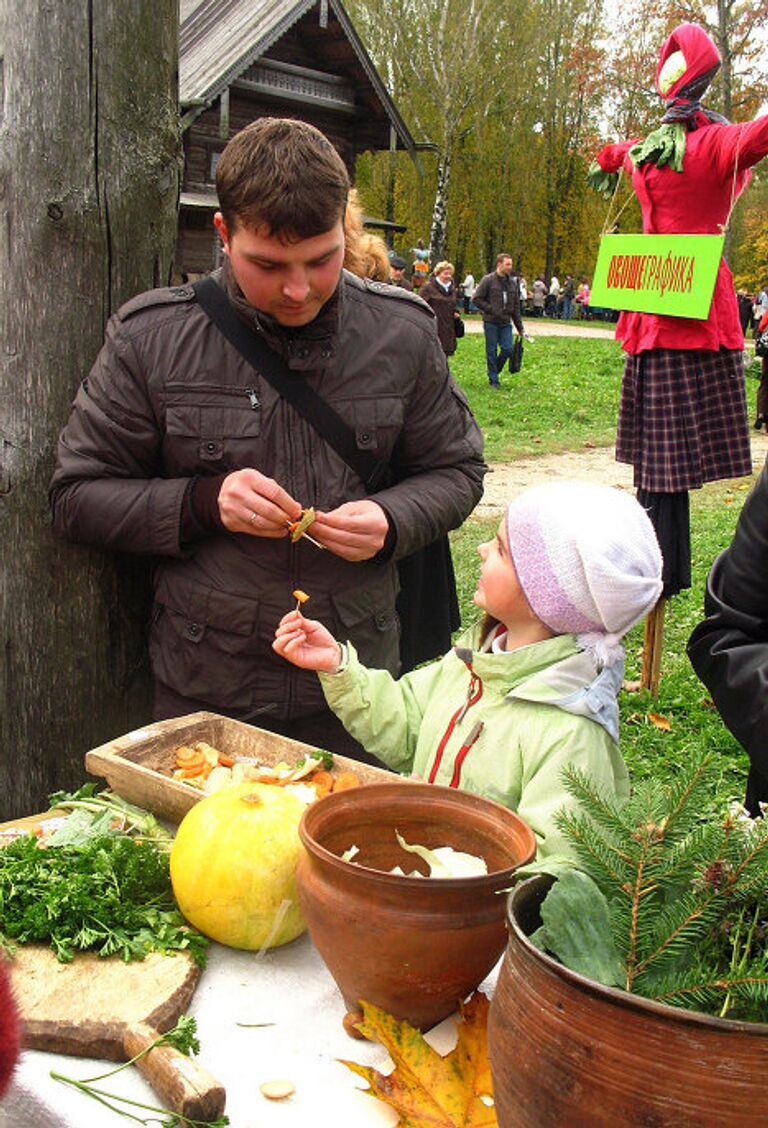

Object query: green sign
[589,233,724,319]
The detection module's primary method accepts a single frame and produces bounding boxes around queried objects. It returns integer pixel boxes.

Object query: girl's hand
[272,610,343,673]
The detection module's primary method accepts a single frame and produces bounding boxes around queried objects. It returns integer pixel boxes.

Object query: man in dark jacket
[472,253,525,387]
[688,457,768,814]
[49,118,486,762]
[390,255,412,291]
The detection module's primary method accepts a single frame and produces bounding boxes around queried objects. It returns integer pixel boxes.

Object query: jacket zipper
[448,720,485,788]
[428,667,483,784]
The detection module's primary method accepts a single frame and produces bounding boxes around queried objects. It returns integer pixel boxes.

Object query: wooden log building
[178,0,416,277]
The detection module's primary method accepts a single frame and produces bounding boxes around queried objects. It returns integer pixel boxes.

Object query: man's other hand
[312,500,389,561]
[218,468,300,536]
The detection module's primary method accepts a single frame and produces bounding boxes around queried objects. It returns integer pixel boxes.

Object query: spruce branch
[537,756,768,1021]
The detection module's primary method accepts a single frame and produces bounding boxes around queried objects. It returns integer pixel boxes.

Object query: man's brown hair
[496,252,512,265]
[216,117,351,238]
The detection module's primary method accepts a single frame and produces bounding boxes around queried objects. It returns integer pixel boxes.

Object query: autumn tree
[521,0,608,280]
[349,0,534,264]
[0,2,180,818]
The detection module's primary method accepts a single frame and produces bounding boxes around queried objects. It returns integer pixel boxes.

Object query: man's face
[391,267,405,283]
[214,213,344,327]
[497,257,513,276]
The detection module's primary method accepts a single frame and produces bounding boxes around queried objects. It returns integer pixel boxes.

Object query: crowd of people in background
[384,241,612,323]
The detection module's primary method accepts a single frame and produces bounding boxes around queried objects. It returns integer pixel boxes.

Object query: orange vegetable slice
[293,589,310,604]
[175,745,203,766]
[308,770,334,798]
[332,771,362,792]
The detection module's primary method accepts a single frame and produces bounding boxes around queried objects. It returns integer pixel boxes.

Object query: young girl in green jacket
[274,481,662,859]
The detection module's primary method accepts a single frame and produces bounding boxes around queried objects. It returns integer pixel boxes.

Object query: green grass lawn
[451,335,624,461]
[448,338,764,811]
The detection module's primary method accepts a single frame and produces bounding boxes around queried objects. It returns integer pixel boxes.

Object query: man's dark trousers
[483,322,513,385]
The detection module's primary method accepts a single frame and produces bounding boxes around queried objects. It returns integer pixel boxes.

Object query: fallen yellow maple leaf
[340,992,497,1128]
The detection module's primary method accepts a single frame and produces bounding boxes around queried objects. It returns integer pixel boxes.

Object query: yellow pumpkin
[170,782,307,950]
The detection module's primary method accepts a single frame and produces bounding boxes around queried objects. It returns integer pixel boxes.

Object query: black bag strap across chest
[192,276,390,492]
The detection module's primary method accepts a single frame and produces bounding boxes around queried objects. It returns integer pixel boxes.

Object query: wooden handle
[124,1022,226,1122]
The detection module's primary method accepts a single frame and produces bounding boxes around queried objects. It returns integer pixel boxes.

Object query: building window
[209,150,223,182]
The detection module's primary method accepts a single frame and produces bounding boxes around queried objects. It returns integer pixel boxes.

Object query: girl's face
[474,517,538,630]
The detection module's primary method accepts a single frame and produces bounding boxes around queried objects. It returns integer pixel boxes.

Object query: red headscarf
[655,23,720,102]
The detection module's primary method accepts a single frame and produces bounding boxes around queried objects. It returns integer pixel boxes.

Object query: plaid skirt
[616,348,752,492]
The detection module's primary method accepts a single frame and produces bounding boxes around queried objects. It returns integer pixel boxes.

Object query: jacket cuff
[181,475,228,544]
[373,505,397,561]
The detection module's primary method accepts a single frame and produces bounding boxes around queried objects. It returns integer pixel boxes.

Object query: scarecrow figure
[591,23,768,604]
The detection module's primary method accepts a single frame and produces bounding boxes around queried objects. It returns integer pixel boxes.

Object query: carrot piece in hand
[293,589,310,613]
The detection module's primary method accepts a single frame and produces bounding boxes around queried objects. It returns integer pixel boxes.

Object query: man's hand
[273,610,342,672]
[217,468,300,537]
[311,499,389,561]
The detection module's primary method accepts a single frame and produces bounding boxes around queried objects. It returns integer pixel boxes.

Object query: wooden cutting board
[9,944,226,1122]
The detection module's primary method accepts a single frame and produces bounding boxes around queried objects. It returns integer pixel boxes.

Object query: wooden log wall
[0,1,181,818]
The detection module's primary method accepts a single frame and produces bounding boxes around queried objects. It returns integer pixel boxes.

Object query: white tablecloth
[4,934,499,1128]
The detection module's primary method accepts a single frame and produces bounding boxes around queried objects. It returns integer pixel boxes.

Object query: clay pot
[296,781,536,1032]
[488,875,768,1127]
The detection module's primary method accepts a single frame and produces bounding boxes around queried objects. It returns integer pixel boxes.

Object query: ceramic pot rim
[507,874,768,1037]
[299,780,536,888]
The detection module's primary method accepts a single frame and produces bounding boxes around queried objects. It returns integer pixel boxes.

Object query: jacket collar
[219,257,341,372]
[454,628,623,743]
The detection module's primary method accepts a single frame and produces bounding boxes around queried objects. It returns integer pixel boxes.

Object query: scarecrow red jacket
[597,112,768,354]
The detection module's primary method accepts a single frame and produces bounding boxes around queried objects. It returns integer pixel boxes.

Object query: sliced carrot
[175,745,203,766]
[178,763,207,779]
[217,752,236,768]
[332,771,362,792]
[309,770,334,797]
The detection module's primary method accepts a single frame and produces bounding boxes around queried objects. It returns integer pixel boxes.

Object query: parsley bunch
[0,833,207,965]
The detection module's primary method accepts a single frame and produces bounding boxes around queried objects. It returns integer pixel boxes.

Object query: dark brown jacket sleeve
[687,457,768,813]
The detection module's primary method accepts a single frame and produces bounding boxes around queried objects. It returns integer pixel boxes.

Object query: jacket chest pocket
[164,384,261,472]
[332,394,406,459]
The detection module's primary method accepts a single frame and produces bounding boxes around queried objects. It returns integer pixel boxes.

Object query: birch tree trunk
[0,2,180,818]
[429,149,452,264]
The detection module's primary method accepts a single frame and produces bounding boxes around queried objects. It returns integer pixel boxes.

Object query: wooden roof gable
[179,0,415,152]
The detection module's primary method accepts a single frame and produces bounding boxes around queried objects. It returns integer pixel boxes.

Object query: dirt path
[477,431,768,516]
[464,317,616,340]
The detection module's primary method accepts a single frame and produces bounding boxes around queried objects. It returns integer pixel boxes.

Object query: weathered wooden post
[0,2,181,818]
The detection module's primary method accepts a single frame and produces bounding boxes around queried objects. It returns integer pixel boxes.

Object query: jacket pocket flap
[155,571,257,636]
[330,569,398,631]
[166,403,260,439]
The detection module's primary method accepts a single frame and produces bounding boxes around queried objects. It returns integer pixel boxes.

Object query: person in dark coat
[688,457,768,816]
[418,262,462,358]
[390,255,413,291]
[472,253,525,387]
[754,306,768,431]
[49,118,486,755]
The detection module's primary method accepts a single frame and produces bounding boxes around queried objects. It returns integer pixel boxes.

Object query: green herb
[531,755,768,1021]
[0,833,207,965]
[297,749,333,772]
[52,1015,228,1127]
